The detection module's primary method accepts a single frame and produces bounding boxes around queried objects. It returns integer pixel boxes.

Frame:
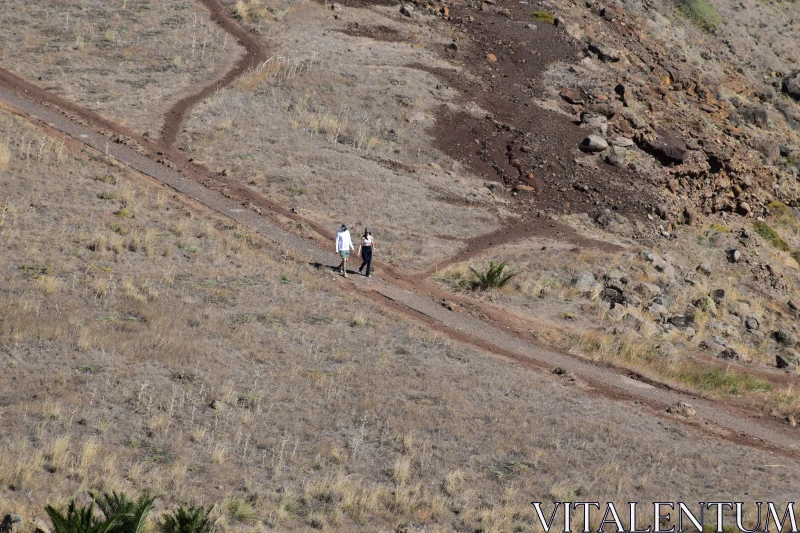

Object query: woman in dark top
[358,228,374,277]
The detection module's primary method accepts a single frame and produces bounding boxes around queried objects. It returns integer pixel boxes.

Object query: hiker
[335,223,355,277]
[358,227,375,277]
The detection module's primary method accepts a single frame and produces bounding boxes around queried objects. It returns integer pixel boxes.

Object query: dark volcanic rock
[638,130,686,165]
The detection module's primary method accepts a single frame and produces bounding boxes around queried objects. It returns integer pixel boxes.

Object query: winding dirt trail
[1,0,800,460]
[159,0,268,147]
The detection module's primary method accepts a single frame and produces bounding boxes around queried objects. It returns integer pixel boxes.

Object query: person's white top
[362,235,373,247]
[336,229,354,252]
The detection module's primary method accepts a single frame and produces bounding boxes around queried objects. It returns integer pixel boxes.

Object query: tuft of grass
[0,143,10,170]
[753,221,790,252]
[226,498,255,523]
[470,261,518,290]
[530,11,556,24]
[676,368,772,396]
[676,0,720,30]
[114,207,132,218]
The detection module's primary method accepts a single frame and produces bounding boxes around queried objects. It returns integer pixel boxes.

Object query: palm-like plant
[92,491,154,533]
[470,260,518,290]
[159,505,215,533]
[46,492,154,533]
[45,501,120,533]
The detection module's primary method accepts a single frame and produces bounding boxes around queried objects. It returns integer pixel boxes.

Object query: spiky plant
[92,491,154,533]
[470,260,518,290]
[45,501,119,533]
[159,505,215,533]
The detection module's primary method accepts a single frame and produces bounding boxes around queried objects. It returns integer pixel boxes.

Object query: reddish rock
[736,201,752,216]
[559,88,584,105]
[667,178,679,193]
[486,53,497,62]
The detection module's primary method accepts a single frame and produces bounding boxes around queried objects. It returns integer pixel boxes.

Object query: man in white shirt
[335,223,355,277]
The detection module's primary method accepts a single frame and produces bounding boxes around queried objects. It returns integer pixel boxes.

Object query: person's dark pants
[359,248,372,276]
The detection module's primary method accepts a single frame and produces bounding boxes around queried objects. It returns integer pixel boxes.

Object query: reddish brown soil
[409,4,658,220]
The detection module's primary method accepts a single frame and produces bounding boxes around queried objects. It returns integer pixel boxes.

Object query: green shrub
[159,506,214,533]
[676,0,720,30]
[46,492,154,533]
[753,221,790,252]
[530,11,555,24]
[470,261,518,290]
[677,368,772,395]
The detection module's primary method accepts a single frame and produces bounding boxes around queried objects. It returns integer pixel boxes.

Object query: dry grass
[0,0,242,133]
[2,79,800,532]
[179,0,500,271]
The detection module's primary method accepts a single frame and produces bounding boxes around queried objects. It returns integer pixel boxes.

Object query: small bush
[226,498,255,523]
[753,221,790,252]
[114,207,132,218]
[470,260,518,290]
[530,11,555,24]
[159,505,214,533]
[676,0,720,30]
[46,491,154,533]
[676,368,772,395]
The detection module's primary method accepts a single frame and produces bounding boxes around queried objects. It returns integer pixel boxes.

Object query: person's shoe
[343,272,348,278]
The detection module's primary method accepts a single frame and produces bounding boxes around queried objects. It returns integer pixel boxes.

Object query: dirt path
[1,1,799,460]
[159,0,269,147]
[3,85,800,459]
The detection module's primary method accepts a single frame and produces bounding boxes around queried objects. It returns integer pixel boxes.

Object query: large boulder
[640,130,687,165]
[774,328,798,347]
[580,135,609,152]
[783,71,800,101]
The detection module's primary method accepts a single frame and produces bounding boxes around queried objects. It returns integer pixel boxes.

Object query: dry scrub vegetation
[433,212,800,419]
[179,0,508,271]
[0,0,242,134]
[4,108,800,530]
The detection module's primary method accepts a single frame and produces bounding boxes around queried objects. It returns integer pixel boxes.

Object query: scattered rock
[641,131,687,165]
[580,111,609,134]
[330,3,342,11]
[696,262,712,275]
[774,328,798,347]
[659,341,678,358]
[782,71,800,101]
[776,354,793,369]
[574,271,598,293]
[789,300,799,312]
[552,367,573,380]
[718,347,739,361]
[710,289,725,305]
[634,281,661,300]
[580,135,608,152]
[400,3,414,16]
[611,136,635,148]
[668,314,694,328]
[209,399,226,411]
[486,53,497,62]
[588,42,621,62]
[736,202,752,216]
[559,88,584,105]
[745,315,760,331]
[727,249,741,263]
[32,520,51,533]
[648,303,670,321]
[667,401,696,417]
[2,516,22,533]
